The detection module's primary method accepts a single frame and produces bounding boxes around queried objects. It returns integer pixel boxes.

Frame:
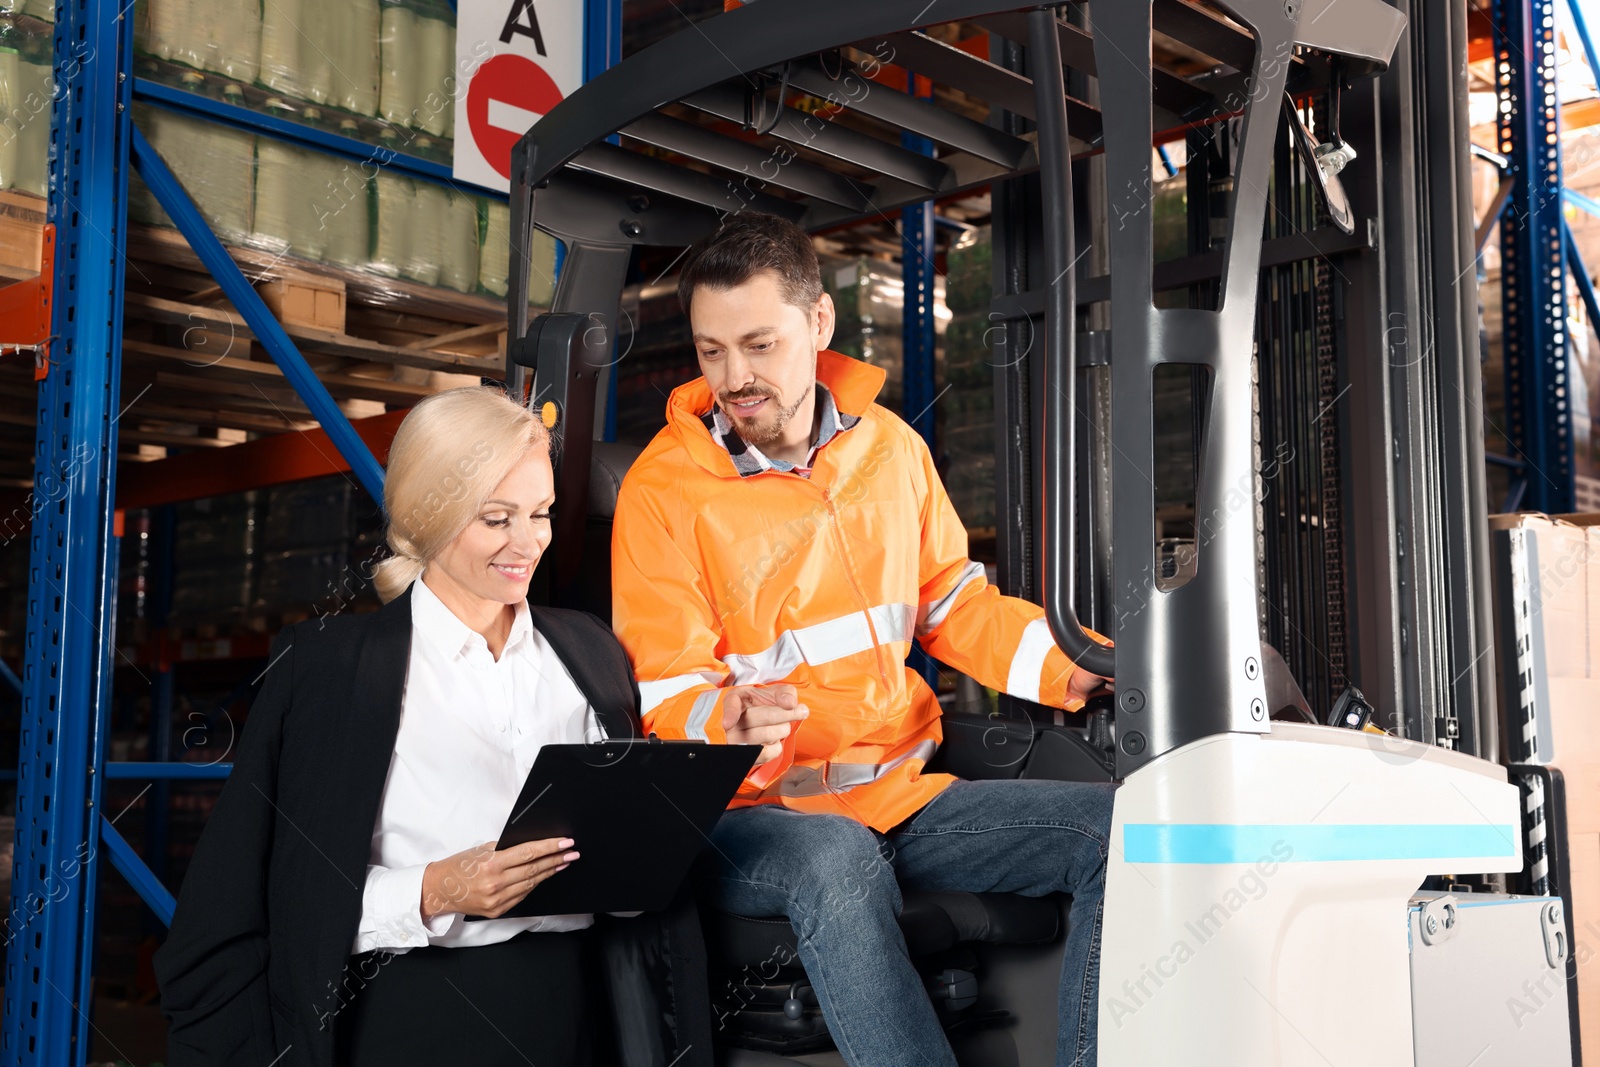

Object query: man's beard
[719,387,807,448]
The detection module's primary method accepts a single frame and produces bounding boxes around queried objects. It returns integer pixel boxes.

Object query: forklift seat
[713,888,1061,963]
[556,440,645,624]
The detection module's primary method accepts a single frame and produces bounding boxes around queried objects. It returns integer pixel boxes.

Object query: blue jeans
[699,777,1116,1067]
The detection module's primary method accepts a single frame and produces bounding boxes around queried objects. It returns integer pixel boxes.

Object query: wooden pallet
[0,200,536,494]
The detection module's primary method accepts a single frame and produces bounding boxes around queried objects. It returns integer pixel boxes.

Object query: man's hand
[1067,666,1114,705]
[722,684,809,766]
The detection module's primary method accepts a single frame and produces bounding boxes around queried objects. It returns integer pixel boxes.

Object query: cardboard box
[254,275,346,333]
[0,190,47,284]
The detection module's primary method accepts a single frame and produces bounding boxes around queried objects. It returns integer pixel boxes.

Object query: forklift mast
[502,0,1410,776]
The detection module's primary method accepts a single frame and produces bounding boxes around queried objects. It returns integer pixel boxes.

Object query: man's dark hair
[677,212,823,318]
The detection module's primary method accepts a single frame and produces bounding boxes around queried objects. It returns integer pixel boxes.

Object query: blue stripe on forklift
[1123,824,1520,864]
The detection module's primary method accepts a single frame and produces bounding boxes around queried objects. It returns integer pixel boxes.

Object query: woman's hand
[722,684,809,766]
[420,837,579,921]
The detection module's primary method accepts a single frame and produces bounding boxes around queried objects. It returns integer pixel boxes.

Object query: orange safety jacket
[611,350,1091,832]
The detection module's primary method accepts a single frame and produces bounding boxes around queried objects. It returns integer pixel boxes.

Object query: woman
[155,386,659,1066]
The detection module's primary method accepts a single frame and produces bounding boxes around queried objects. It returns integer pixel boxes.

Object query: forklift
[503,3,1573,1064]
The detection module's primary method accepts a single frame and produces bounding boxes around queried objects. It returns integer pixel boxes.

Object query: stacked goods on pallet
[251,104,371,268]
[259,0,381,114]
[126,101,555,298]
[823,255,905,410]
[129,98,256,244]
[168,492,258,625]
[136,0,258,83]
[0,0,53,21]
[134,0,448,134]
[1488,512,1600,1054]
[379,0,455,136]
[480,198,559,307]
[369,169,477,293]
[0,15,53,198]
[939,227,994,533]
[255,477,355,615]
[436,184,481,292]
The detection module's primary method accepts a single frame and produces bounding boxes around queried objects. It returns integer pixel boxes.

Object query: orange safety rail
[0,223,55,379]
[117,406,408,510]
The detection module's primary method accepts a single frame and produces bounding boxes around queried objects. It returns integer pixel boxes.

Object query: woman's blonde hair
[372,386,550,603]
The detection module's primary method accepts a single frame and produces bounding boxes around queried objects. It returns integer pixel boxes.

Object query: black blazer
[154,586,712,1067]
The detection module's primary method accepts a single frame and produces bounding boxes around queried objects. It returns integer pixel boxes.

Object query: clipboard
[467,738,761,919]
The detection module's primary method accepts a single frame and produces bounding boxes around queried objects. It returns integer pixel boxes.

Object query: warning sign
[454,0,583,192]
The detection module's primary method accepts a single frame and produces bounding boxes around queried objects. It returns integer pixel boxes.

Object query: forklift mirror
[1286,93,1355,236]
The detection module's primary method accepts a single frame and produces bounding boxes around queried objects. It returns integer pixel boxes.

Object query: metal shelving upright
[1,3,620,1064]
[1492,0,1577,514]
[4,0,133,1057]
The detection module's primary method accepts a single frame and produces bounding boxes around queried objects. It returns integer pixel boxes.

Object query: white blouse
[352,575,602,954]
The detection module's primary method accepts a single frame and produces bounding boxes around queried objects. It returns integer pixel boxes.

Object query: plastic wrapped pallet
[256,546,349,612]
[131,96,255,244]
[7,0,50,21]
[137,0,204,70]
[0,27,52,197]
[378,0,418,126]
[943,226,991,315]
[170,562,256,623]
[479,198,558,306]
[258,0,333,105]
[168,492,258,625]
[261,478,352,552]
[0,44,22,194]
[333,0,381,116]
[177,491,259,560]
[256,478,355,613]
[823,255,904,408]
[414,5,454,137]
[251,101,315,255]
[196,0,259,84]
[322,120,373,268]
[369,166,414,278]
[939,231,996,534]
[256,0,300,95]
[253,106,370,267]
[403,176,444,286]
[305,0,349,108]
[437,187,480,293]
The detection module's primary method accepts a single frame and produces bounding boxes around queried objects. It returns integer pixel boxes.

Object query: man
[612,212,1115,1067]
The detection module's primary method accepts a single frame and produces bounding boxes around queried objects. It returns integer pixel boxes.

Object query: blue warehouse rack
[0,2,623,1064]
[1492,0,1576,514]
[4,0,134,1059]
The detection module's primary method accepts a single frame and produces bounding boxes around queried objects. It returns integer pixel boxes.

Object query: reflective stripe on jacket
[612,350,1087,831]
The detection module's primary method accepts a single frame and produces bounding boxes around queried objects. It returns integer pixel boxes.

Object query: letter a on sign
[499,0,547,52]
[455,0,583,191]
